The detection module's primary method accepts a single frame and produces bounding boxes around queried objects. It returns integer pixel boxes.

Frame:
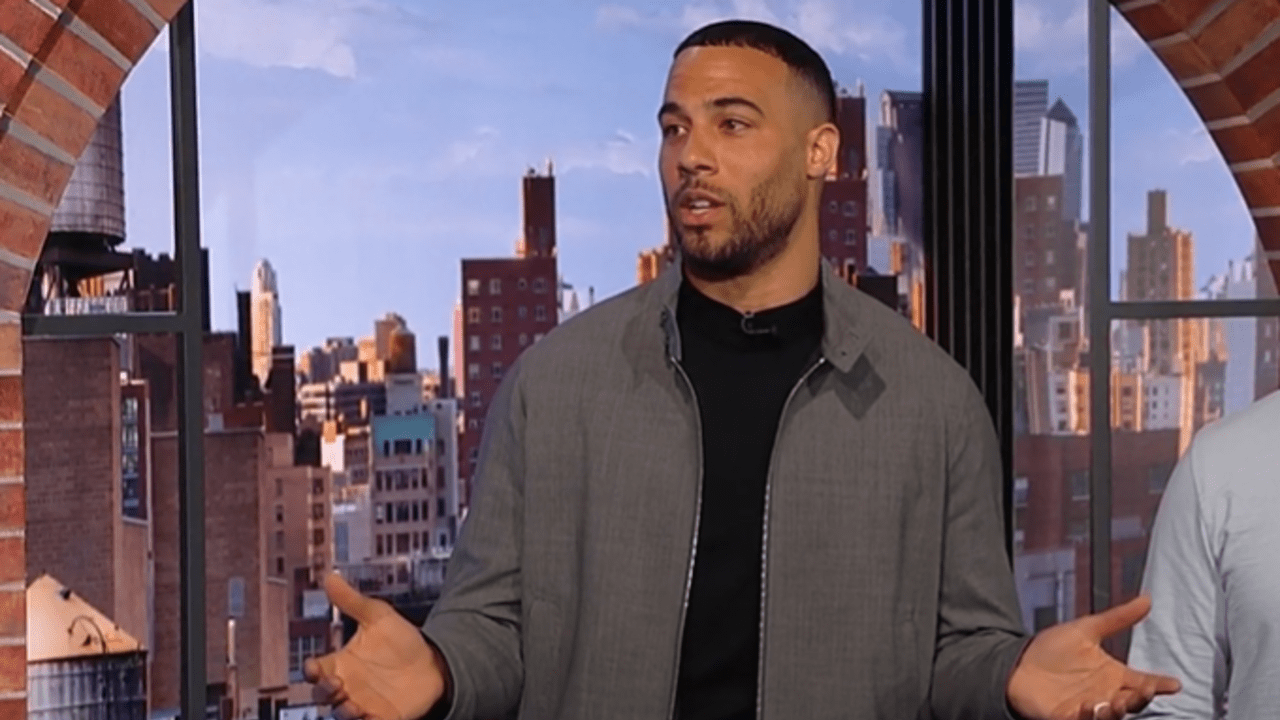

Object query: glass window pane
[1013,0,1093,630]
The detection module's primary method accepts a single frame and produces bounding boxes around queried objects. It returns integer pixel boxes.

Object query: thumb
[1079,594,1152,640]
[324,571,386,625]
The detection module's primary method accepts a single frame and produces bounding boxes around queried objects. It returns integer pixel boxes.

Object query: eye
[722,118,749,132]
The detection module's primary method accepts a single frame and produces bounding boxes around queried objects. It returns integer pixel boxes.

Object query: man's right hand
[305,572,449,720]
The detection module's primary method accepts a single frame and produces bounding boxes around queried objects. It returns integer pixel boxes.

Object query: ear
[805,122,840,180]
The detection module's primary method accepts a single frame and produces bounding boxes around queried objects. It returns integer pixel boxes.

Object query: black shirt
[673,277,824,720]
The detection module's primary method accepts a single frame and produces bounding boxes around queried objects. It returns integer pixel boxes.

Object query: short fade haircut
[674,19,838,125]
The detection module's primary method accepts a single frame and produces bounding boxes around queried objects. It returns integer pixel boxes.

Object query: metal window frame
[1085,0,1280,613]
[21,2,207,718]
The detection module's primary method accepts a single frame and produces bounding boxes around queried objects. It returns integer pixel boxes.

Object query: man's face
[658,45,817,280]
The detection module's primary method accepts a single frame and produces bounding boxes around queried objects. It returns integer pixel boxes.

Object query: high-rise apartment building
[878,90,924,328]
[456,164,560,504]
[1124,190,1199,377]
[819,88,869,281]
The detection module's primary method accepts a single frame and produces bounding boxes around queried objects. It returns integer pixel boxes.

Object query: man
[1127,388,1280,718]
[307,20,1179,720]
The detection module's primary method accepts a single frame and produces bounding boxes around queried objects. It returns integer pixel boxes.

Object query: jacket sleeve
[421,362,528,720]
[1126,439,1226,719]
[929,381,1032,720]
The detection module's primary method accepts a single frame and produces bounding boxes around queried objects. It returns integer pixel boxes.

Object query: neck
[682,231,821,314]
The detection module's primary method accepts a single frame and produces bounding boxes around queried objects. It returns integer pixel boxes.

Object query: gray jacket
[423,259,1030,720]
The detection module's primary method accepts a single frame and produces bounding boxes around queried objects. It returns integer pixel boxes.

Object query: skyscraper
[1125,190,1198,376]
[1039,99,1084,223]
[251,259,283,386]
[1014,80,1050,177]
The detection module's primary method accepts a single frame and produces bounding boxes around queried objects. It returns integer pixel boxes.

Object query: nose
[676,126,715,178]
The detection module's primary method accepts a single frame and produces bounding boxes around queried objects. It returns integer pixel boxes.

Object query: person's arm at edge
[929,380,1033,720]
[1126,438,1224,719]
[419,361,530,720]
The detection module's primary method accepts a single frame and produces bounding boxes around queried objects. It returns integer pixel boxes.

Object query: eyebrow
[657,96,766,122]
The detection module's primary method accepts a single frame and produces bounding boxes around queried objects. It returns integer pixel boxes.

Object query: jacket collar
[642,256,871,376]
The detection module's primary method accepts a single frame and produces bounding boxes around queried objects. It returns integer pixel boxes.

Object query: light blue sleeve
[1127,440,1228,719]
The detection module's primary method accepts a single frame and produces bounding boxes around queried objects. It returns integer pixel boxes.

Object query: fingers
[324,571,386,625]
[330,698,369,720]
[306,655,348,708]
[1080,595,1152,640]
[1123,667,1182,696]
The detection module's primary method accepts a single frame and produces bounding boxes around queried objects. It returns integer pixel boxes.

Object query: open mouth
[678,191,725,220]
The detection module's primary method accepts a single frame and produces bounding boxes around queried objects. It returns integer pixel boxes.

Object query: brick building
[456,164,559,503]
[1013,428,1179,656]
[22,336,153,697]
[819,89,869,281]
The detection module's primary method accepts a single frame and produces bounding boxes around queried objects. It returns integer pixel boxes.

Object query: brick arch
[0,0,187,712]
[1114,0,1280,284]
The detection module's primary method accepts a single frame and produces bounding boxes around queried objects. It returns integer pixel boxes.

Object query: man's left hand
[1006,595,1181,720]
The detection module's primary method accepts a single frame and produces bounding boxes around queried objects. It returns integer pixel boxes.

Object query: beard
[666,171,805,282]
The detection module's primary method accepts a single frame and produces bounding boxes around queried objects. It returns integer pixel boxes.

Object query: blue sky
[116,0,1259,357]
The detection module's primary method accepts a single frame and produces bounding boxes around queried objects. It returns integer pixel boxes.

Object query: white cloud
[557,130,655,177]
[195,0,364,78]
[1015,0,1145,73]
[595,0,911,68]
[433,126,505,174]
[1165,126,1218,166]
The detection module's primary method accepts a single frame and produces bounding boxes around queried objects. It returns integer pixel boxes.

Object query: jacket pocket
[518,596,564,720]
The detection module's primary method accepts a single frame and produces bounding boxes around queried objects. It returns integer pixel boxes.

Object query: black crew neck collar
[677,275,824,350]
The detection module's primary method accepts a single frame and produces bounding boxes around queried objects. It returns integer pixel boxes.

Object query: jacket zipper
[755,357,827,720]
[666,355,705,720]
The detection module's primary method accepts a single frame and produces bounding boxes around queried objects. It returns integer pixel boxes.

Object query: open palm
[1007,596,1180,720]
[305,573,448,720]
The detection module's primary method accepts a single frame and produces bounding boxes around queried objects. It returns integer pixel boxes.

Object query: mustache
[673,182,729,204]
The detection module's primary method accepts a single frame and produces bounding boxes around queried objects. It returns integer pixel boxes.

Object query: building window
[312,528,325,546]
[412,532,420,550]
[535,305,547,321]
[467,307,480,324]
[841,200,858,217]
[422,500,430,520]
[1013,477,1028,509]
[491,334,502,350]
[491,307,503,323]
[416,438,423,455]
[518,278,528,290]
[492,362,503,379]
[534,333,544,343]
[375,504,385,523]
[311,503,325,520]
[1148,463,1173,494]
[469,335,480,352]
[489,278,501,295]
[467,363,479,380]
[518,306,527,319]
[1045,249,1055,265]
[519,333,528,347]
[470,390,482,407]
[437,497,446,518]
[844,229,857,245]
[376,536,383,555]
[276,478,283,497]
[466,279,480,296]
[276,557,284,575]
[274,530,285,551]
[533,277,547,293]
[468,419,478,431]
[1069,470,1089,500]
[1067,519,1088,543]
[275,505,284,523]
[1046,194,1058,211]
[827,201,838,213]
[412,503,420,522]
[312,478,325,495]
[383,441,391,456]
[1024,195,1037,213]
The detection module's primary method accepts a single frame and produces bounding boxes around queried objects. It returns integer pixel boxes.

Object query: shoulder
[1185,389,1280,499]
[505,281,657,388]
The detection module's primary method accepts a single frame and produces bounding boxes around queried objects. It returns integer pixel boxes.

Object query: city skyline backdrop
[115,0,1260,355]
